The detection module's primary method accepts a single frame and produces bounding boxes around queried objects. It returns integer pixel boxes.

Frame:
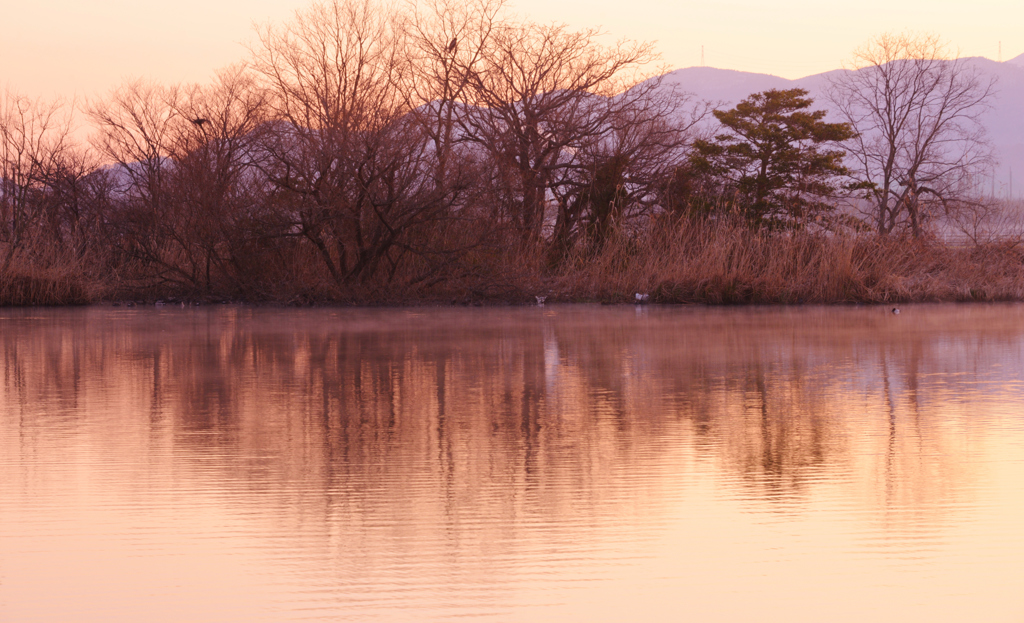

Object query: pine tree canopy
[691,88,856,228]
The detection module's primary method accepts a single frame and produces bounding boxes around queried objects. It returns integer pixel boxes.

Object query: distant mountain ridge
[651,58,1024,198]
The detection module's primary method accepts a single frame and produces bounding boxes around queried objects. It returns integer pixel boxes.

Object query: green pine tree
[691,88,856,228]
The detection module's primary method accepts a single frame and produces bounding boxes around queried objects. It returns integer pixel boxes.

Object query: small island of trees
[0,1,1019,306]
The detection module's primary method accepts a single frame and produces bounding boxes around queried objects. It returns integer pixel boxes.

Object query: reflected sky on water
[2,305,1024,621]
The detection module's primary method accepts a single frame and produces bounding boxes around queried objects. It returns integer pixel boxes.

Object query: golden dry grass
[0,251,99,306]
[3,219,1024,306]
[544,220,1024,305]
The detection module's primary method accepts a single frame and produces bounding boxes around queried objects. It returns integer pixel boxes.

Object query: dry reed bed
[2,223,1024,306]
[0,251,95,306]
[548,223,1024,305]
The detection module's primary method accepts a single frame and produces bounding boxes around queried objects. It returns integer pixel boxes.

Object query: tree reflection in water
[2,304,1023,620]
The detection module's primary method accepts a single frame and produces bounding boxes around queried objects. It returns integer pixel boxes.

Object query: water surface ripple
[2,305,1024,621]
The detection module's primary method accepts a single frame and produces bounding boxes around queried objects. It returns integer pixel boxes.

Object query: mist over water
[2,305,1023,622]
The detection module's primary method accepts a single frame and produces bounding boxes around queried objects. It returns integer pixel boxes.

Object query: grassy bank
[3,220,1022,307]
[0,250,97,306]
[548,221,1024,305]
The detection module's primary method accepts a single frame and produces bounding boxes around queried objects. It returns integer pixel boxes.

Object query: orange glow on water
[2,305,1024,621]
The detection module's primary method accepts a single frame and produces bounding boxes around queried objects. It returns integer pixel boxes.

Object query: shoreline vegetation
[4,221,1024,306]
[2,1,1021,307]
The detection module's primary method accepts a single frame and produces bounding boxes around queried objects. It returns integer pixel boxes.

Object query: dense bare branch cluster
[827,33,996,237]
[0,12,1012,304]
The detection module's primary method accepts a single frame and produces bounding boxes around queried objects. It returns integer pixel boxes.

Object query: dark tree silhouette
[826,33,995,238]
[691,88,856,228]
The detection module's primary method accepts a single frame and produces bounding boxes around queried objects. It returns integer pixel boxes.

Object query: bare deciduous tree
[458,20,660,244]
[827,32,995,238]
[548,82,705,260]
[90,69,271,295]
[0,90,79,270]
[163,66,271,294]
[252,0,467,288]
[89,80,178,209]
[405,0,506,187]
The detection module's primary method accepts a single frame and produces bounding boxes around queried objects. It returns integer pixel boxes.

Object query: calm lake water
[2,305,1023,622]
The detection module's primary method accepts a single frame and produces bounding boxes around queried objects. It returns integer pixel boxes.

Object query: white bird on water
[891,307,900,315]
[535,295,547,306]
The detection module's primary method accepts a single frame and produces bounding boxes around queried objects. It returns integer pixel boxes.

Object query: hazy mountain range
[656,53,1024,199]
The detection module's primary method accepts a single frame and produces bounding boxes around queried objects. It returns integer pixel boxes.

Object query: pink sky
[2,0,1021,101]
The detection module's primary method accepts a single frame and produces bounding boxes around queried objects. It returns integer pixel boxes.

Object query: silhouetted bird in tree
[448,38,457,52]
[192,118,208,127]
